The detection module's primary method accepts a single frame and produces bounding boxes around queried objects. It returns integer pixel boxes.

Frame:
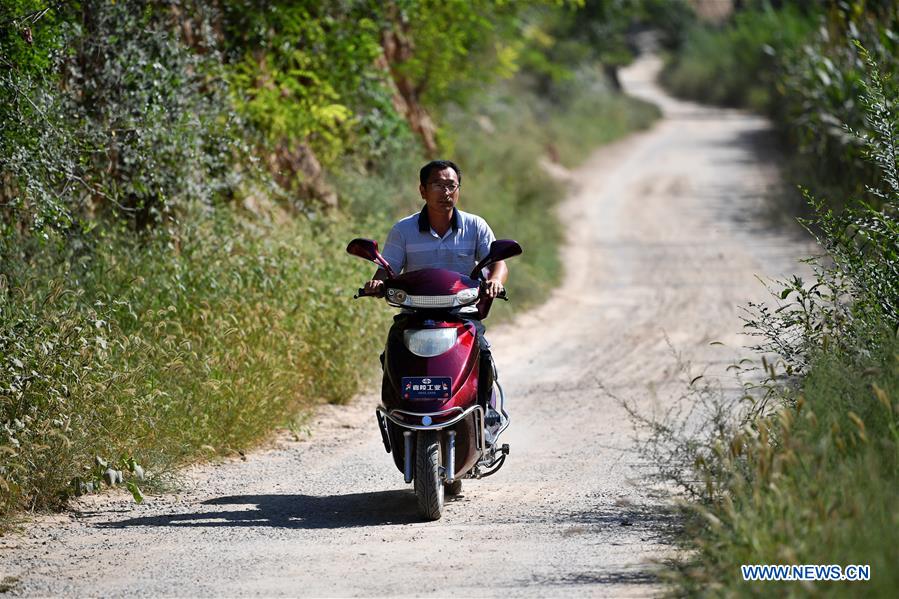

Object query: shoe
[485,407,505,446]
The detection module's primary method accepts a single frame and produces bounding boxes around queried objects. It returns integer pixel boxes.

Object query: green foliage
[391,0,530,108]
[661,3,816,110]
[1,2,74,235]
[219,1,574,169]
[745,46,898,374]
[639,0,696,51]
[221,1,405,166]
[526,0,694,95]
[1,0,241,234]
[0,213,390,520]
[774,7,898,204]
[0,1,65,74]
[558,0,694,64]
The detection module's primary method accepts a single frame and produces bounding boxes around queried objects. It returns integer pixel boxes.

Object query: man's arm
[483,260,507,298]
[363,268,388,295]
[364,225,404,295]
[477,217,506,299]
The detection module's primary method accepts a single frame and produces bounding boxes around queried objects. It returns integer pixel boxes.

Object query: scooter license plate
[402,377,452,400]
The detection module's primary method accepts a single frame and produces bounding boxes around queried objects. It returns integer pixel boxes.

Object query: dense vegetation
[0,1,663,525]
[647,2,899,595]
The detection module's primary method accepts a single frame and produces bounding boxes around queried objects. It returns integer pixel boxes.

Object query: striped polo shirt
[380,207,496,276]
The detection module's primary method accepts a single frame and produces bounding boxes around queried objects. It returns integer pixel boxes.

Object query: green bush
[0,1,241,234]
[0,212,390,518]
[670,335,898,598]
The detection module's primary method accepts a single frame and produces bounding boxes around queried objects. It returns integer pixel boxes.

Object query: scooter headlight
[386,288,407,304]
[403,328,457,357]
[455,287,479,306]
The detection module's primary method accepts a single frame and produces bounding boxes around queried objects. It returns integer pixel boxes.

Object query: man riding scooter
[364,159,508,437]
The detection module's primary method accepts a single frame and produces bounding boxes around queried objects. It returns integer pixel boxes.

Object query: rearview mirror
[346,238,397,278]
[470,239,522,279]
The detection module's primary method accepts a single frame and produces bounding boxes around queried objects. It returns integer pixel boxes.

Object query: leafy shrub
[745,46,898,374]
[0,213,390,520]
[661,3,816,110]
[0,1,241,234]
[775,9,898,205]
[221,1,406,168]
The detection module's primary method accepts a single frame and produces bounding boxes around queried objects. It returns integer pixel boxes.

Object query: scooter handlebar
[354,284,506,301]
[354,287,385,299]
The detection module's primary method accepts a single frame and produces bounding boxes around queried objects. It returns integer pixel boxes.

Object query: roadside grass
[542,65,661,169]
[670,334,899,598]
[0,66,659,529]
[0,212,391,521]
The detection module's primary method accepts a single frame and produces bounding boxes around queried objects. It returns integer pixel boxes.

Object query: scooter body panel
[383,317,480,415]
[382,314,482,478]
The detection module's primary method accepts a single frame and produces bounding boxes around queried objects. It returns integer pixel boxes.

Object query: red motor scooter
[347,238,522,520]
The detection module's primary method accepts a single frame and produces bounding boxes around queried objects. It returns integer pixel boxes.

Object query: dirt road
[0,55,811,597]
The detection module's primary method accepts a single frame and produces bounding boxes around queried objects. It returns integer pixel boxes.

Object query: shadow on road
[492,504,680,590]
[704,127,812,235]
[526,569,660,587]
[100,490,427,529]
[563,503,682,545]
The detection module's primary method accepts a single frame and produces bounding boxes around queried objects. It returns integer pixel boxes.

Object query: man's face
[419,167,460,215]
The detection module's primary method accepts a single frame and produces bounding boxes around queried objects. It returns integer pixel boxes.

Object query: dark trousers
[469,318,495,408]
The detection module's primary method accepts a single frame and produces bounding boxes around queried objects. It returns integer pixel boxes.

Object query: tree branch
[0,0,70,29]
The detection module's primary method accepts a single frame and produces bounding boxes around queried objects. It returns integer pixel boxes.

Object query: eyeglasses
[427,182,460,193]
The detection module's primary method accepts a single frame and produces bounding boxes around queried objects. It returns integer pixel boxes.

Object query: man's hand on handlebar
[483,279,504,299]
[363,277,503,299]
[363,279,385,296]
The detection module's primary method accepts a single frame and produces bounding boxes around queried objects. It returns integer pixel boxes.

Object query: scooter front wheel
[414,431,444,520]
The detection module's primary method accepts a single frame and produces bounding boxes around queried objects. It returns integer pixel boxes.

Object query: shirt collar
[418,206,460,234]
